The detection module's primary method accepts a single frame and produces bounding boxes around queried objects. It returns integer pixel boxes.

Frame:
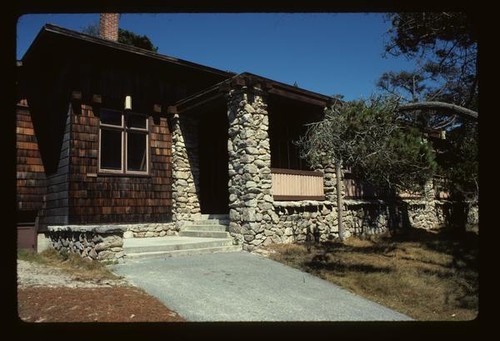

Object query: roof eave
[174,73,335,114]
[23,24,235,79]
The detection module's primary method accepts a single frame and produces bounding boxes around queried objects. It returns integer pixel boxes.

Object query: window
[99,109,149,174]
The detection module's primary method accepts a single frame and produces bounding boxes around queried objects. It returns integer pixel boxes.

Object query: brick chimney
[99,13,119,41]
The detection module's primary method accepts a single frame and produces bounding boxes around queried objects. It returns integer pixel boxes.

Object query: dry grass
[17,248,121,282]
[265,228,479,321]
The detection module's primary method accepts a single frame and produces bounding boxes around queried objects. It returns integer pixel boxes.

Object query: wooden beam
[167,106,177,115]
[268,88,327,107]
[176,92,224,114]
[273,195,326,201]
[71,90,82,101]
[153,104,162,113]
[231,77,246,87]
[92,94,102,104]
[271,168,323,177]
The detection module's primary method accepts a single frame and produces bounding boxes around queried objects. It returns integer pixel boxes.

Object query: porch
[168,72,333,250]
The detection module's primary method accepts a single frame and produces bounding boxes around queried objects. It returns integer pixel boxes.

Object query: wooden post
[336,159,344,241]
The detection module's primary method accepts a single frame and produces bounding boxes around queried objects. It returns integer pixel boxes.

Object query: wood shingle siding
[16,101,47,220]
[40,105,71,227]
[67,104,173,224]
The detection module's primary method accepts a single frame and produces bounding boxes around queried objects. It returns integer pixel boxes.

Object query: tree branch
[397,101,478,120]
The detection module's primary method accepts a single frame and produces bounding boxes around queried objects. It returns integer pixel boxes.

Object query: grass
[17,248,122,282]
[264,227,479,321]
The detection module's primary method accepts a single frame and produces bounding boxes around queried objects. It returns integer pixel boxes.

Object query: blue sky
[16,13,416,100]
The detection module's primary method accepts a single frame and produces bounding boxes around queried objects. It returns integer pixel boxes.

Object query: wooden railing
[343,172,381,199]
[271,168,325,201]
[344,171,448,199]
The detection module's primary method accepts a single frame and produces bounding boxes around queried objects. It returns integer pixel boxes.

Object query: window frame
[98,108,150,176]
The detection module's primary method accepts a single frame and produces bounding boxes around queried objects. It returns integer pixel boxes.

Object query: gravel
[17,260,129,289]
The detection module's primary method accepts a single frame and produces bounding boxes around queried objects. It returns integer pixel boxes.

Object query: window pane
[127,132,147,172]
[100,109,122,126]
[127,114,147,129]
[100,129,122,170]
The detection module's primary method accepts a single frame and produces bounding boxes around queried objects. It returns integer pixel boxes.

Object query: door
[198,109,229,214]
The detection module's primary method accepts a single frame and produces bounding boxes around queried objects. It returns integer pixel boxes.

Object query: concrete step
[178,230,230,238]
[125,245,242,259]
[123,236,234,254]
[191,220,229,226]
[182,224,228,232]
[200,214,229,220]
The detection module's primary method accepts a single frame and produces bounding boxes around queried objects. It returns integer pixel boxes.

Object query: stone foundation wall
[467,203,479,226]
[272,201,339,243]
[227,197,473,248]
[434,200,479,229]
[47,225,126,262]
[122,223,178,238]
[47,223,179,262]
[342,199,440,235]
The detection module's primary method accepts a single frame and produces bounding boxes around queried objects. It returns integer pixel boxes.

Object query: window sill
[94,171,151,178]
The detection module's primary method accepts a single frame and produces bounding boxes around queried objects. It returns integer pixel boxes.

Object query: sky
[16,13,417,100]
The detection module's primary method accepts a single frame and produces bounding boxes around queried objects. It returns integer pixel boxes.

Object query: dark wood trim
[40,24,234,79]
[173,71,331,116]
[271,168,323,177]
[173,80,222,112]
[153,104,162,113]
[96,171,152,178]
[273,195,326,201]
[92,94,102,105]
[71,90,82,101]
[167,106,177,115]
[268,88,328,107]
[176,92,224,114]
[231,76,246,87]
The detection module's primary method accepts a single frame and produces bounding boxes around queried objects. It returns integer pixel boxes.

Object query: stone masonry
[47,223,179,262]
[222,85,456,250]
[171,113,202,225]
[226,86,274,251]
[48,225,126,262]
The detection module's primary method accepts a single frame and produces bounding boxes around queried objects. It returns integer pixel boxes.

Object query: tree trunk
[335,159,344,242]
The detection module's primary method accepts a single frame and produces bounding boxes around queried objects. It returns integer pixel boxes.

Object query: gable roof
[174,72,333,114]
[20,24,334,114]
[22,24,235,79]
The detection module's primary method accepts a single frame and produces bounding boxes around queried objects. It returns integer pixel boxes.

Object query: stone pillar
[226,86,273,251]
[322,163,337,202]
[321,163,347,237]
[421,178,439,229]
[171,113,201,225]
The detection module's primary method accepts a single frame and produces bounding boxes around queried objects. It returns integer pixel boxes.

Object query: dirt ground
[17,259,186,323]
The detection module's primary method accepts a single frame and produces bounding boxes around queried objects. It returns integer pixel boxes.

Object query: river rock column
[226,86,273,251]
[419,179,439,229]
[171,113,201,225]
[322,163,337,202]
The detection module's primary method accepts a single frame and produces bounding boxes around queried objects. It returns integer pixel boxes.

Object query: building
[17,15,462,259]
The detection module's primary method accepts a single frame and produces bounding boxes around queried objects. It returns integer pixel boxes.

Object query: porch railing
[271,168,325,201]
[344,171,447,199]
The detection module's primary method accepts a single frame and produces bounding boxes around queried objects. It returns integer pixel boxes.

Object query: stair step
[125,245,242,259]
[200,214,229,220]
[123,236,242,259]
[191,219,229,226]
[183,224,227,232]
[178,230,230,238]
[123,236,234,254]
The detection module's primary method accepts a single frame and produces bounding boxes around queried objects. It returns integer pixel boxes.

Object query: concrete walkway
[110,251,412,322]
